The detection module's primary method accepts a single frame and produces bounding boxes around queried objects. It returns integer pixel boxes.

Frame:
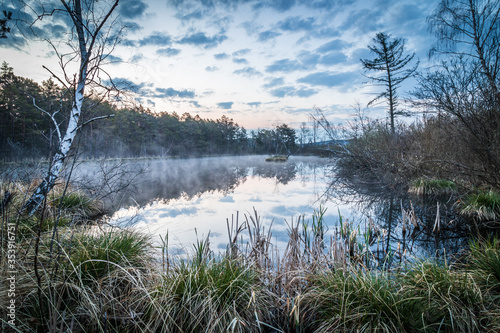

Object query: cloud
[248,102,262,108]
[339,8,384,34]
[124,21,142,32]
[205,66,219,71]
[265,59,299,72]
[159,207,197,218]
[265,57,315,73]
[269,85,318,98]
[217,102,234,109]
[219,196,235,203]
[178,32,227,49]
[258,29,281,41]
[130,54,143,63]
[233,67,262,77]
[319,51,348,65]
[214,52,230,60]
[190,100,202,107]
[254,0,297,12]
[175,9,205,21]
[232,57,248,64]
[0,35,28,50]
[156,48,181,57]
[297,71,355,88]
[102,54,123,64]
[232,48,251,56]
[139,32,172,46]
[262,77,285,89]
[110,78,151,94]
[317,39,351,53]
[155,87,195,98]
[118,0,148,19]
[277,16,315,31]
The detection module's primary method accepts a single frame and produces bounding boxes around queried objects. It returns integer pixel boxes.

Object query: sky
[1,0,438,130]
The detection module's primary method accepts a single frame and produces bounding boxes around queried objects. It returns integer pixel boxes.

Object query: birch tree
[361,32,418,134]
[19,0,121,215]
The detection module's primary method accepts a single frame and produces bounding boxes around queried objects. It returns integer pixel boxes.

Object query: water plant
[459,189,500,221]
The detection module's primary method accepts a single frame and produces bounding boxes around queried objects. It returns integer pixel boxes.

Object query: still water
[74,155,469,259]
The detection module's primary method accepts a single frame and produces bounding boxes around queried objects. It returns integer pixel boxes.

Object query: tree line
[0,62,299,161]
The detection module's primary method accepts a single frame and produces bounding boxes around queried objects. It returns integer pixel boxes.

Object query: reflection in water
[73,155,470,261]
[324,170,470,265]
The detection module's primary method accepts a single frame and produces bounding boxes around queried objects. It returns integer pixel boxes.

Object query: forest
[0,61,299,160]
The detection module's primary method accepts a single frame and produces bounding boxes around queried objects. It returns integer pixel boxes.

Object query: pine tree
[361,32,418,134]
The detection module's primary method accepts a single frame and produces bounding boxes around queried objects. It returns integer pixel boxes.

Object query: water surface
[73,155,469,260]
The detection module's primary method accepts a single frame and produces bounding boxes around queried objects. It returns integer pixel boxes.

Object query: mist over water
[70,155,469,259]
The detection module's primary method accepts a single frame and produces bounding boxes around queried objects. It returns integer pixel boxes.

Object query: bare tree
[428,0,500,101]
[361,32,418,134]
[415,0,500,186]
[17,0,121,215]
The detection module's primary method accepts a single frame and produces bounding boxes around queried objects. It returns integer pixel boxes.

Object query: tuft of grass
[409,178,457,196]
[49,189,104,219]
[467,237,500,296]
[146,257,271,332]
[303,267,405,332]
[66,228,151,281]
[459,190,500,221]
[400,260,483,332]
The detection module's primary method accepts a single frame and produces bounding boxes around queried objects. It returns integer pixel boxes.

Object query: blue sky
[1,0,436,129]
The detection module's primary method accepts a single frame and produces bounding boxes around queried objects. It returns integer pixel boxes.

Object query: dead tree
[361,32,418,134]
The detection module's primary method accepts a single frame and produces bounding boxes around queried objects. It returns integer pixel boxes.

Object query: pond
[72,155,470,262]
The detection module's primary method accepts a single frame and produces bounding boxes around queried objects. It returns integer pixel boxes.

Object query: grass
[146,258,270,332]
[66,228,152,281]
[409,178,457,196]
[303,268,405,332]
[459,189,500,221]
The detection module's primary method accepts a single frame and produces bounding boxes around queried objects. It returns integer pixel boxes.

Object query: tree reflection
[324,160,470,265]
[75,156,312,211]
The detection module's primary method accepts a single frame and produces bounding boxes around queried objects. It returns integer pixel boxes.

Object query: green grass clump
[400,261,483,332]
[459,190,500,221]
[146,258,270,332]
[409,178,457,196]
[49,190,104,219]
[467,237,500,296]
[67,228,151,281]
[303,268,406,332]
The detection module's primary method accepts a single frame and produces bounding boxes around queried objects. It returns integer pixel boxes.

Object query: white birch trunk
[23,0,119,215]
[24,81,86,215]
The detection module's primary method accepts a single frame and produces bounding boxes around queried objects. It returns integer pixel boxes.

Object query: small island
[265,155,288,162]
